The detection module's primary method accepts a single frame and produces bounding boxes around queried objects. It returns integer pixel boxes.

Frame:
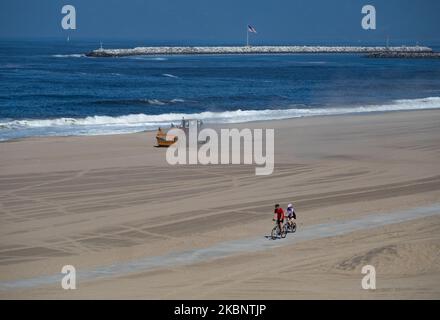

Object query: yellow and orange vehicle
[155,127,178,147]
[155,118,203,147]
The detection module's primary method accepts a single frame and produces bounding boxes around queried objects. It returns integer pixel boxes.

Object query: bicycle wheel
[281,226,287,238]
[291,223,297,233]
[271,226,278,240]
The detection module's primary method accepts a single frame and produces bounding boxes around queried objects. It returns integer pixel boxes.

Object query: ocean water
[1,40,440,141]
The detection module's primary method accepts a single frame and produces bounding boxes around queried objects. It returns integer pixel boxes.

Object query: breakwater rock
[86,45,433,57]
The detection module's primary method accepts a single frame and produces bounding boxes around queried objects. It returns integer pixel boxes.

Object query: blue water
[1,40,440,140]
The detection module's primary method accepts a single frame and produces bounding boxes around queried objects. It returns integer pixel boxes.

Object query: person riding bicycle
[286,203,296,228]
[273,204,284,233]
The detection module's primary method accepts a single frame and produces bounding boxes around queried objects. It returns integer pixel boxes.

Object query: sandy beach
[0,110,439,299]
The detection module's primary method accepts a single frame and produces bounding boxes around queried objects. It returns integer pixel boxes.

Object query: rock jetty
[86,45,432,57]
[367,51,440,59]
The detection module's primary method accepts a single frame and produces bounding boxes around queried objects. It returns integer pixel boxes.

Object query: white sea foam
[162,73,179,78]
[128,56,168,61]
[1,97,439,140]
[52,54,85,58]
[146,99,166,105]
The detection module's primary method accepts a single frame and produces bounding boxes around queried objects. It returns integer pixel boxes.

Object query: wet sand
[0,110,439,299]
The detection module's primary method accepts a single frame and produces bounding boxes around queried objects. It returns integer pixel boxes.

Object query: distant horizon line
[1,37,439,47]
[1,35,439,43]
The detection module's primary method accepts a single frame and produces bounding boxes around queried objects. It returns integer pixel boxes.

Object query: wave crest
[52,54,85,58]
[1,97,439,140]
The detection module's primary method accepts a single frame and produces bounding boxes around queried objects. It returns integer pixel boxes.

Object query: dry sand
[0,110,439,299]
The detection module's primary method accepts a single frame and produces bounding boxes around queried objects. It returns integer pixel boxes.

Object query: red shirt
[274,208,284,220]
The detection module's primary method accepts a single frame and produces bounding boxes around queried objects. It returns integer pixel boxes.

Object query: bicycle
[271,219,287,240]
[284,218,297,233]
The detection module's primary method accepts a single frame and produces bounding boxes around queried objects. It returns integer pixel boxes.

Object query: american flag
[248,25,257,33]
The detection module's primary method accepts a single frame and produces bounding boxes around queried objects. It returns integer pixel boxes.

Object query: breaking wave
[92,98,185,106]
[52,54,85,58]
[1,97,439,141]
[162,73,179,78]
